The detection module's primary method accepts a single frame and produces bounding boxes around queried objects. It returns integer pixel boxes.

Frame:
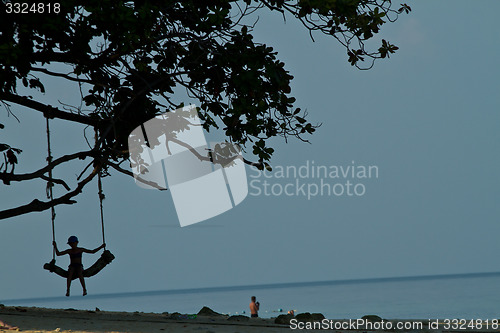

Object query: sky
[1,1,499,301]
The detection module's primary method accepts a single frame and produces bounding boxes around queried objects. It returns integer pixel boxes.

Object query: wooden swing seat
[43,250,115,280]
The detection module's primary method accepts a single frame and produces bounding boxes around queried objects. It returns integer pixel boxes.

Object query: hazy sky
[1,1,499,301]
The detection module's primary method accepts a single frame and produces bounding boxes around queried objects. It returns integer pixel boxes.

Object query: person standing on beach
[249,296,260,318]
[53,236,105,297]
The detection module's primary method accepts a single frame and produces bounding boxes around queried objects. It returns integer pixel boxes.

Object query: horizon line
[3,270,500,304]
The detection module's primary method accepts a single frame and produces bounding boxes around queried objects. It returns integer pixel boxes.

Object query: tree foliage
[0,0,410,219]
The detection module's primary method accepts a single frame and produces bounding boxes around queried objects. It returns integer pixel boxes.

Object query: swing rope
[95,129,107,250]
[43,123,115,279]
[45,117,56,260]
[97,172,106,250]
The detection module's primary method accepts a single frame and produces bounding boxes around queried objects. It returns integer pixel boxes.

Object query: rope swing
[45,117,57,260]
[97,172,106,250]
[43,118,115,279]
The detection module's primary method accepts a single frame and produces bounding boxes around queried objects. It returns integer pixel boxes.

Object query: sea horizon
[3,270,500,306]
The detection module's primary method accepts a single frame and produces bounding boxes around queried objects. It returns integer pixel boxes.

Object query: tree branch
[0,150,95,185]
[31,51,76,64]
[107,161,167,190]
[31,67,107,88]
[0,93,99,126]
[0,166,99,220]
[39,174,71,191]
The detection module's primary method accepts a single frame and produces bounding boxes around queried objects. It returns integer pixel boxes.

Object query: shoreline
[1,305,497,332]
[0,305,291,333]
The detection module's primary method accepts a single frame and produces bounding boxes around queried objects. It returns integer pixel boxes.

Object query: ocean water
[2,273,500,320]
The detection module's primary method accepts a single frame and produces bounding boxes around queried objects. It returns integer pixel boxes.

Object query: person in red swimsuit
[53,236,105,297]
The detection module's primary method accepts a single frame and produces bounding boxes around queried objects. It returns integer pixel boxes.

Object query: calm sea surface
[2,273,500,319]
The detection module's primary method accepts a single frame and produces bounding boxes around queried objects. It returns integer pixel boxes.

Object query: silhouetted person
[53,236,105,296]
[249,296,260,317]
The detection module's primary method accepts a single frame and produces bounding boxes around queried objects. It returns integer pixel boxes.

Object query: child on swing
[53,236,105,296]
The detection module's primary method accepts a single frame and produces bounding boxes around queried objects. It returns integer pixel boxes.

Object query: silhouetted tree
[0,0,410,219]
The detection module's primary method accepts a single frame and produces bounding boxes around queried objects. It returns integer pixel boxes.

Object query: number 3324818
[5,3,61,14]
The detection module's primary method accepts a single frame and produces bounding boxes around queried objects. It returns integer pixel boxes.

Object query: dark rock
[197,306,222,317]
[311,313,325,321]
[228,315,249,322]
[291,312,325,322]
[167,312,182,319]
[274,314,294,325]
[362,315,383,322]
[295,312,314,322]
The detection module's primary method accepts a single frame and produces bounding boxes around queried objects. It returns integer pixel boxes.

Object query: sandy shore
[0,305,297,333]
[3,305,494,332]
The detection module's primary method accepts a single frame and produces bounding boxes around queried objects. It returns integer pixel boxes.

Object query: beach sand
[0,305,296,333]
[3,305,488,332]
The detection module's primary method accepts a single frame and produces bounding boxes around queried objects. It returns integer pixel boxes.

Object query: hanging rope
[45,117,56,260]
[94,128,106,249]
[97,172,106,250]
